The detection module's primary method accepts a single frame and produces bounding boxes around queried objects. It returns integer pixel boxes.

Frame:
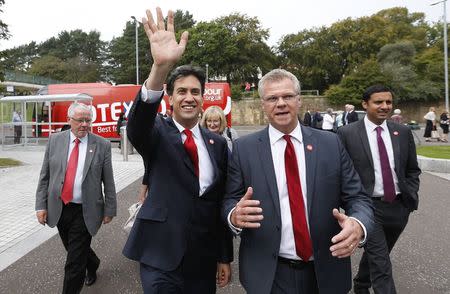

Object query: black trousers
[14,126,22,144]
[57,203,100,294]
[353,197,410,294]
[139,253,217,294]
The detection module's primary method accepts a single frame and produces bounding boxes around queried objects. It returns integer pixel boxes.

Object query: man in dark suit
[303,110,312,126]
[35,102,117,294]
[222,69,374,294]
[342,104,359,126]
[122,7,233,293]
[337,85,421,294]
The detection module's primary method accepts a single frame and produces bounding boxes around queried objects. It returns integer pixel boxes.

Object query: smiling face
[362,91,393,125]
[169,75,203,129]
[205,114,221,134]
[261,78,301,134]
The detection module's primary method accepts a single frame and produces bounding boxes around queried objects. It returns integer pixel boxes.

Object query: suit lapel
[60,131,70,174]
[82,133,97,182]
[257,128,281,218]
[357,120,374,169]
[200,127,218,177]
[387,121,401,174]
[301,126,317,214]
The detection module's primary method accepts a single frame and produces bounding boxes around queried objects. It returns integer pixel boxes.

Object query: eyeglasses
[70,117,92,124]
[263,94,299,104]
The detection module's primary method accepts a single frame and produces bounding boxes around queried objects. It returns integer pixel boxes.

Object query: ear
[362,100,368,110]
[169,96,174,106]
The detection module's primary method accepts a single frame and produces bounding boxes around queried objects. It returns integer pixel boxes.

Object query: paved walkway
[0,145,144,271]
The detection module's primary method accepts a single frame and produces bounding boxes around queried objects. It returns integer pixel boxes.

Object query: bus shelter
[0,94,92,148]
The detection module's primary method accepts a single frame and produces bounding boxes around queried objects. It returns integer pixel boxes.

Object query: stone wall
[231,96,448,126]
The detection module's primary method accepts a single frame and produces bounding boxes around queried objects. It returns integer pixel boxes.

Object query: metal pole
[206,64,209,82]
[444,0,449,110]
[135,21,139,85]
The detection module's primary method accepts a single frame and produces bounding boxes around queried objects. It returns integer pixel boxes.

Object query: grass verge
[0,157,22,167]
[416,146,450,160]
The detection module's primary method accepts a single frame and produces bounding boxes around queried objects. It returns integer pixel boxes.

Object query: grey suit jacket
[337,120,421,211]
[35,130,117,236]
[222,125,374,294]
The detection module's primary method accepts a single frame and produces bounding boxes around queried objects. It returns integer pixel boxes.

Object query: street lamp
[431,0,449,110]
[131,16,139,85]
[205,64,209,82]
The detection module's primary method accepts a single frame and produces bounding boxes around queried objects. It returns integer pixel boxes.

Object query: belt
[277,256,313,269]
[372,194,402,202]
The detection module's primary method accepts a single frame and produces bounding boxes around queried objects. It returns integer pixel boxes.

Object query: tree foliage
[0,0,10,40]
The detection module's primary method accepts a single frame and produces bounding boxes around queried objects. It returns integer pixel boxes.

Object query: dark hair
[166,65,206,96]
[362,85,392,102]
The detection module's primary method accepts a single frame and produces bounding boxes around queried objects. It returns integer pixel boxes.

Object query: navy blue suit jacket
[123,92,233,271]
[222,125,373,294]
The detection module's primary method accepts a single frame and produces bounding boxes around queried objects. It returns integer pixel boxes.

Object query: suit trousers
[57,203,100,294]
[353,197,410,294]
[139,253,217,294]
[270,258,318,294]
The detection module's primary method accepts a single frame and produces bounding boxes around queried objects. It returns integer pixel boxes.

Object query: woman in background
[200,106,238,151]
[440,110,449,143]
[322,108,335,132]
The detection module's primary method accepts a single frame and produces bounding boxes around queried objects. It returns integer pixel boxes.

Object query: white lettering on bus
[97,103,109,122]
[111,102,122,120]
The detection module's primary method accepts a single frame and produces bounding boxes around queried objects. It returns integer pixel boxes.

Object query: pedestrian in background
[390,109,403,124]
[35,102,117,293]
[338,85,421,294]
[12,109,22,144]
[440,109,449,142]
[423,107,436,142]
[322,108,335,132]
[201,105,238,151]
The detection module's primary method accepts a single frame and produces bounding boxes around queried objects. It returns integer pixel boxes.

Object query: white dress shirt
[68,132,88,204]
[363,116,400,197]
[141,86,214,196]
[269,123,310,260]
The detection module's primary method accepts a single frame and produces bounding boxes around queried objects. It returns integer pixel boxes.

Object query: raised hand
[231,187,264,229]
[142,7,189,68]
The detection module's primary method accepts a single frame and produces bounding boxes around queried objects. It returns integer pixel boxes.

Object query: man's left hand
[103,216,113,224]
[329,208,363,258]
[216,262,231,288]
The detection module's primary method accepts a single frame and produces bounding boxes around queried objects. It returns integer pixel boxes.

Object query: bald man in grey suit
[36,102,116,294]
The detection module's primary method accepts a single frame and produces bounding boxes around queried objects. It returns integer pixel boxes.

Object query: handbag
[431,130,440,139]
[123,202,142,233]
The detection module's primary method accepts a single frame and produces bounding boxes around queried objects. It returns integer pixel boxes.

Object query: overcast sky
[0,0,445,50]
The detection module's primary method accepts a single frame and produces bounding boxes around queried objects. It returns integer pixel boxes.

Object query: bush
[231,84,243,100]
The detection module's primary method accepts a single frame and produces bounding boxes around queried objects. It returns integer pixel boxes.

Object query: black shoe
[85,262,99,286]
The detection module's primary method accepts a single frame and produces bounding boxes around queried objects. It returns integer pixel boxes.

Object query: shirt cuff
[227,207,242,235]
[140,81,164,103]
[349,216,367,246]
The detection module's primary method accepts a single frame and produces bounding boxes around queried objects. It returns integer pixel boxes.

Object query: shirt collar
[268,122,303,145]
[173,118,201,139]
[364,115,388,133]
[69,131,88,144]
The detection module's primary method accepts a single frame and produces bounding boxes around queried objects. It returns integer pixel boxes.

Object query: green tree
[215,13,276,83]
[0,0,10,40]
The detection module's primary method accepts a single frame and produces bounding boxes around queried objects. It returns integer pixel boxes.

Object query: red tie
[376,127,396,202]
[283,135,313,261]
[61,138,80,204]
[183,129,199,177]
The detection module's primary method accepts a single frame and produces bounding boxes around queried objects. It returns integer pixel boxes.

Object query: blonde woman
[200,106,238,151]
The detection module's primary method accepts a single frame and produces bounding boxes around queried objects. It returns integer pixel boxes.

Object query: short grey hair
[258,69,301,98]
[67,102,92,118]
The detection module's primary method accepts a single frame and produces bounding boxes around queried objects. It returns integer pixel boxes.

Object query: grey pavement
[0,125,449,294]
[0,145,144,272]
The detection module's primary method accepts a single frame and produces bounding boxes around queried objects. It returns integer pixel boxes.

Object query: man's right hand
[142,7,189,90]
[230,187,263,229]
[36,210,47,225]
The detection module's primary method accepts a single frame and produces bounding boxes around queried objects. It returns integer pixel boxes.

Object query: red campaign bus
[35,82,232,139]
